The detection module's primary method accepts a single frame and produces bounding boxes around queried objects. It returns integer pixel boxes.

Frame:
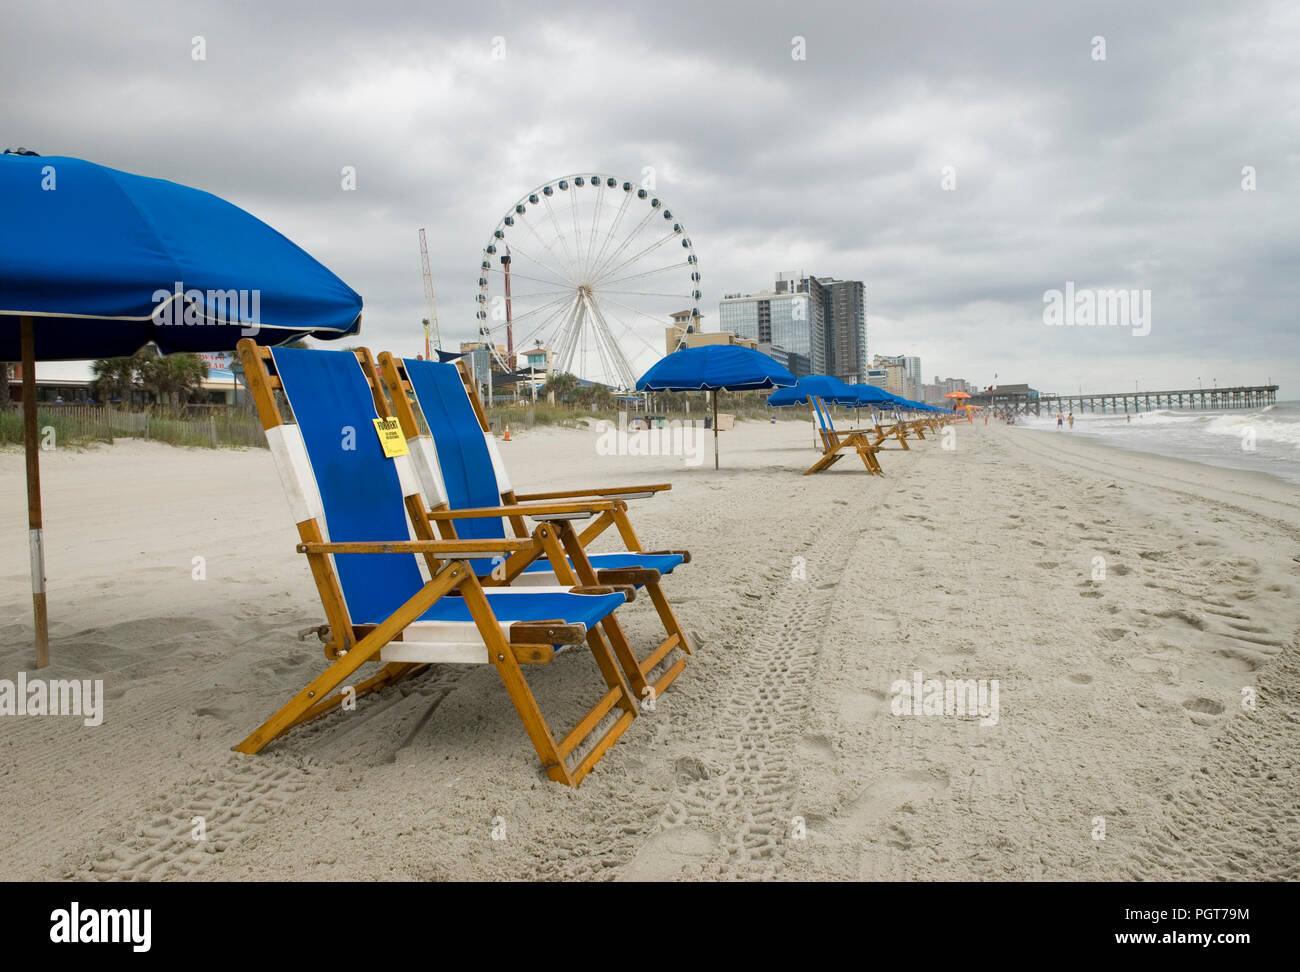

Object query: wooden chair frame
[370,351,692,703]
[804,395,885,475]
[233,338,641,787]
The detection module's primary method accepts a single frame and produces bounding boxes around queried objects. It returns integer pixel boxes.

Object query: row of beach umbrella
[636,345,953,469]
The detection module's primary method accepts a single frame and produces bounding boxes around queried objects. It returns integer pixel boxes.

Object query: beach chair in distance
[866,408,913,451]
[371,351,692,701]
[805,395,884,476]
[234,339,641,786]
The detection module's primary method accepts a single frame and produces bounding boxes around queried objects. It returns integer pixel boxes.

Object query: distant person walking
[1057,410,1064,429]
[1126,413,1131,424]
[1067,413,1074,430]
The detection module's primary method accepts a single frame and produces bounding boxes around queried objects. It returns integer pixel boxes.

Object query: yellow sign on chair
[372,417,410,458]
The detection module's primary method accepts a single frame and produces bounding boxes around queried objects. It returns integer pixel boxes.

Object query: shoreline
[1012,415,1300,488]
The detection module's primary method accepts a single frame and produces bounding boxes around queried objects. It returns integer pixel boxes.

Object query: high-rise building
[923,375,974,404]
[900,356,922,394]
[871,355,908,396]
[822,278,867,383]
[718,288,818,377]
[719,272,866,380]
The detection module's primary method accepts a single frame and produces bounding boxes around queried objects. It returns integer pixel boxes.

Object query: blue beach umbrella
[1,151,364,666]
[849,383,894,405]
[636,345,795,468]
[765,374,858,407]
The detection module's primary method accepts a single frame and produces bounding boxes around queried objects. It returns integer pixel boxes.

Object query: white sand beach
[1,419,1297,881]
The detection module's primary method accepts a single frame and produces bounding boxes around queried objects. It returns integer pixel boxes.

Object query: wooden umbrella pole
[712,389,719,470]
[21,315,49,669]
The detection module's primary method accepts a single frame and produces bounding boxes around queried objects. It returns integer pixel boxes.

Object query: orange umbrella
[944,390,972,400]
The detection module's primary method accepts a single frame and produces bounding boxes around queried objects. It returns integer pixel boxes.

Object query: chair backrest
[269,345,426,626]
[810,395,838,444]
[400,356,512,544]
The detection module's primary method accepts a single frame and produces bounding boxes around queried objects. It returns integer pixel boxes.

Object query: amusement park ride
[472,173,701,391]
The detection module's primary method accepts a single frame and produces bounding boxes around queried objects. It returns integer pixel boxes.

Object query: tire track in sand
[610,490,890,880]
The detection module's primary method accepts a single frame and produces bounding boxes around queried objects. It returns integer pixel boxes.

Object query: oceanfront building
[718,287,817,377]
[923,375,975,405]
[871,354,924,400]
[718,272,867,382]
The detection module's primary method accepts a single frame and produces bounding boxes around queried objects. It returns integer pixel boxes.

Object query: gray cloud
[3,0,1296,393]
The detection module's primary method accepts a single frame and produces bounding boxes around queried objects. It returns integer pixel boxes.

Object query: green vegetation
[0,405,265,450]
[483,385,828,430]
[90,345,209,405]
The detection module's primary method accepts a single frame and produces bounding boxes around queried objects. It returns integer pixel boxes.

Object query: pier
[974,385,1279,417]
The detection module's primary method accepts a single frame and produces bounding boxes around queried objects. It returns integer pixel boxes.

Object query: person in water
[1057,411,1064,429]
[1068,412,1075,429]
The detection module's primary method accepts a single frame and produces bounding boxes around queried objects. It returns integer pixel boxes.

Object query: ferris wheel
[475,173,701,391]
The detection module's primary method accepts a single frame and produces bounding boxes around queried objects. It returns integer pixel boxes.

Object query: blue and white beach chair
[806,395,885,475]
[234,339,641,786]
[371,351,692,700]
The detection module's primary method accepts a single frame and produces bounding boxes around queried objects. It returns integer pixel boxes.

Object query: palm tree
[90,356,135,404]
[91,345,209,406]
[542,372,580,404]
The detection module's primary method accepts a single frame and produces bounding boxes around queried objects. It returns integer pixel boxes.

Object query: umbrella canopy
[848,383,895,405]
[636,346,795,469]
[944,390,971,400]
[765,374,858,407]
[872,390,908,408]
[636,344,795,392]
[1,153,362,359]
[1,152,364,668]
[764,369,857,405]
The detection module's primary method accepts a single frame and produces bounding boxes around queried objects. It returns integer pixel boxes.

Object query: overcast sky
[4,0,1297,395]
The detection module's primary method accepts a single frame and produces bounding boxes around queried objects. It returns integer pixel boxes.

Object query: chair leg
[285,661,423,731]
[634,586,689,697]
[549,520,691,702]
[856,443,884,475]
[804,449,839,474]
[234,565,467,754]
[459,575,637,787]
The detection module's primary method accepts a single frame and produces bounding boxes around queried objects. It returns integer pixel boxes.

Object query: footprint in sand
[844,771,950,829]
[797,733,836,766]
[837,688,888,723]
[1213,649,1259,673]
[1181,696,1226,726]
[617,827,719,881]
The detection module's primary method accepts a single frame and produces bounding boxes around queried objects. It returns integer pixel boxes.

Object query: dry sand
[1,417,1297,881]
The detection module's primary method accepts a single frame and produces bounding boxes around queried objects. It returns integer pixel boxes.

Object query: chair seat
[353,587,625,631]
[522,551,685,577]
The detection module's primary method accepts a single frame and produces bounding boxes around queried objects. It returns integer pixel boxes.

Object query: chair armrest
[512,483,671,501]
[296,539,536,557]
[426,499,618,520]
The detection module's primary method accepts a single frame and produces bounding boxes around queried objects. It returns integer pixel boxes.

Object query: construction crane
[418,228,441,359]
